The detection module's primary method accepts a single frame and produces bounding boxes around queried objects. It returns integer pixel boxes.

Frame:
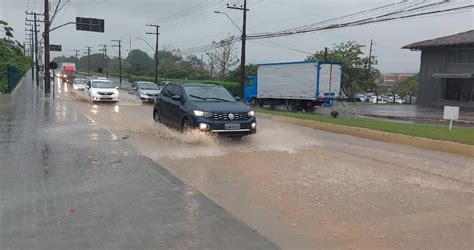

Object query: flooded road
[59,81,474,249]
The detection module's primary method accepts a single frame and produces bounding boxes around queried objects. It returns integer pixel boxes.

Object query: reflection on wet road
[59,81,474,249]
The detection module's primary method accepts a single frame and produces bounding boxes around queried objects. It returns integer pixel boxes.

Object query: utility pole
[227,0,249,99]
[85,46,92,75]
[25,26,34,80]
[146,24,160,84]
[99,44,108,78]
[74,49,80,64]
[112,40,122,86]
[44,0,51,95]
[324,47,328,61]
[33,13,40,87]
[26,12,43,86]
[367,39,376,103]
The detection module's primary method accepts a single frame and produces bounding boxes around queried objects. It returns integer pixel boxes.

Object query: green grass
[257,109,474,145]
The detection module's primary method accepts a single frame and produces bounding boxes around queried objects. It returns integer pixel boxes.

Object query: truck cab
[243,75,257,105]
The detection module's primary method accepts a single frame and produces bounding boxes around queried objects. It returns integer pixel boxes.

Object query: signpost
[443,106,459,131]
[50,44,62,52]
[76,17,105,33]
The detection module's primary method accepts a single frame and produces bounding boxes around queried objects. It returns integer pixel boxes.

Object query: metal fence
[7,65,24,94]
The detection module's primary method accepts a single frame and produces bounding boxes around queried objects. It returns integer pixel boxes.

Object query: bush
[128,75,240,95]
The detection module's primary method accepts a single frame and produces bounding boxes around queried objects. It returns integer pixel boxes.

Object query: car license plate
[225,124,240,130]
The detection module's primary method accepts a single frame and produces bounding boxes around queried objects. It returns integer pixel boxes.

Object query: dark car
[153,83,257,137]
[130,81,162,102]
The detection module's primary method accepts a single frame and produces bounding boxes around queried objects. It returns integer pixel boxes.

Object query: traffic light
[76,17,105,33]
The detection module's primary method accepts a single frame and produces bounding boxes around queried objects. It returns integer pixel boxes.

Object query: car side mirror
[171,95,183,102]
[115,87,119,89]
[235,96,241,101]
[85,85,90,89]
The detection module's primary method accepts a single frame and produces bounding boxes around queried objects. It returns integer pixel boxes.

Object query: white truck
[244,61,343,110]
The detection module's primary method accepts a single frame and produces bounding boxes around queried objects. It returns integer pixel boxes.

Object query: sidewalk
[0,77,276,249]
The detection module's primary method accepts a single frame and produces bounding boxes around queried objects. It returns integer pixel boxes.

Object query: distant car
[73,78,87,91]
[131,81,162,102]
[84,79,119,102]
[371,96,389,104]
[153,83,256,137]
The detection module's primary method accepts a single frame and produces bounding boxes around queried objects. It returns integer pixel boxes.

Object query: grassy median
[257,109,474,146]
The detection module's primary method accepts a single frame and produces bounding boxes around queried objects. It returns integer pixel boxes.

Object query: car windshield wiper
[189,95,208,101]
[205,97,232,102]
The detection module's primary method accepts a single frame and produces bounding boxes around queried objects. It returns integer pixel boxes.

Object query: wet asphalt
[0,77,276,249]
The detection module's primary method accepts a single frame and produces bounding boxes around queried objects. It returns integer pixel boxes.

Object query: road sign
[50,44,62,52]
[443,106,459,131]
[76,17,105,33]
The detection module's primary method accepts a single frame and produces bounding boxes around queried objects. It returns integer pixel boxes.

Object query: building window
[447,49,474,64]
[444,79,474,102]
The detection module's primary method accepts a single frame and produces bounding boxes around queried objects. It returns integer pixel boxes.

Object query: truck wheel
[248,98,257,107]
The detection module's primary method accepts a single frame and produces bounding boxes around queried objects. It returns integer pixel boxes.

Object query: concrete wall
[418,49,446,105]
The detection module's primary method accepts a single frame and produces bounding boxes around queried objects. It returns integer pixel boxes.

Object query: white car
[72,78,87,91]
[84,79,119,102]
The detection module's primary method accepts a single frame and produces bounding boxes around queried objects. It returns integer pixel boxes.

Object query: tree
[206,35,239,79]
[1,20,30,93]
[395,74,419,104]
[126,49,154,76]
[0,20,14,38]
[227,64,257,82]
[306,41,377,97]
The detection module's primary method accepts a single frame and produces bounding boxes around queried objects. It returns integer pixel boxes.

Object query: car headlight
[248,110,255,117]
[140,93,148,98]
[193,110,212,117]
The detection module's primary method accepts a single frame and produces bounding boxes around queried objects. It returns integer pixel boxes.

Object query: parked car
[153,83,257,137]
[370,96,389,104]
[84,79,119,102]
[130,81,162,102]
[72,78,87,91]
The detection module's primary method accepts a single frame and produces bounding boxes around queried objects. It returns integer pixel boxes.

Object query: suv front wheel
[153,110,161,123]
[182,118,192,132]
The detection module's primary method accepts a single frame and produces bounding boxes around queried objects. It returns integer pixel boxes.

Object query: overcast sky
[1,0,473,73]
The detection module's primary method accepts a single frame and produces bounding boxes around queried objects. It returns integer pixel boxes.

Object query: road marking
[84,114,96,124]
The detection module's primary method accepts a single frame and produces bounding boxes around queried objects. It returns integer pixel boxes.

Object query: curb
[259,113,474,157]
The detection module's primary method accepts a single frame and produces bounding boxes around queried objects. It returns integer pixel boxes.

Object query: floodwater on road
[60,81,474,250]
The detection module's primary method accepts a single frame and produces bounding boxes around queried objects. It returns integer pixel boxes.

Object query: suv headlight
[248,110,255,117]
[193,110,212,117]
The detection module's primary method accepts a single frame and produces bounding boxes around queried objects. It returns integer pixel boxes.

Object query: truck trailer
[244,61,343,110]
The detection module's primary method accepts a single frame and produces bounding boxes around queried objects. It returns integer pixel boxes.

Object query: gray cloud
[1,0,473,73]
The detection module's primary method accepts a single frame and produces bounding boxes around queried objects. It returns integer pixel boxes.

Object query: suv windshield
[137,82,160,90]
[184,85,236,102]
[91,81,115,89]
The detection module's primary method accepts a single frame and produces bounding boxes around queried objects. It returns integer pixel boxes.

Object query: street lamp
[214,11,242,32]
[135,37,155,52]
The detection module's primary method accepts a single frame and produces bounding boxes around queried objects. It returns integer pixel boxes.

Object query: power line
[178,3,473,55]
